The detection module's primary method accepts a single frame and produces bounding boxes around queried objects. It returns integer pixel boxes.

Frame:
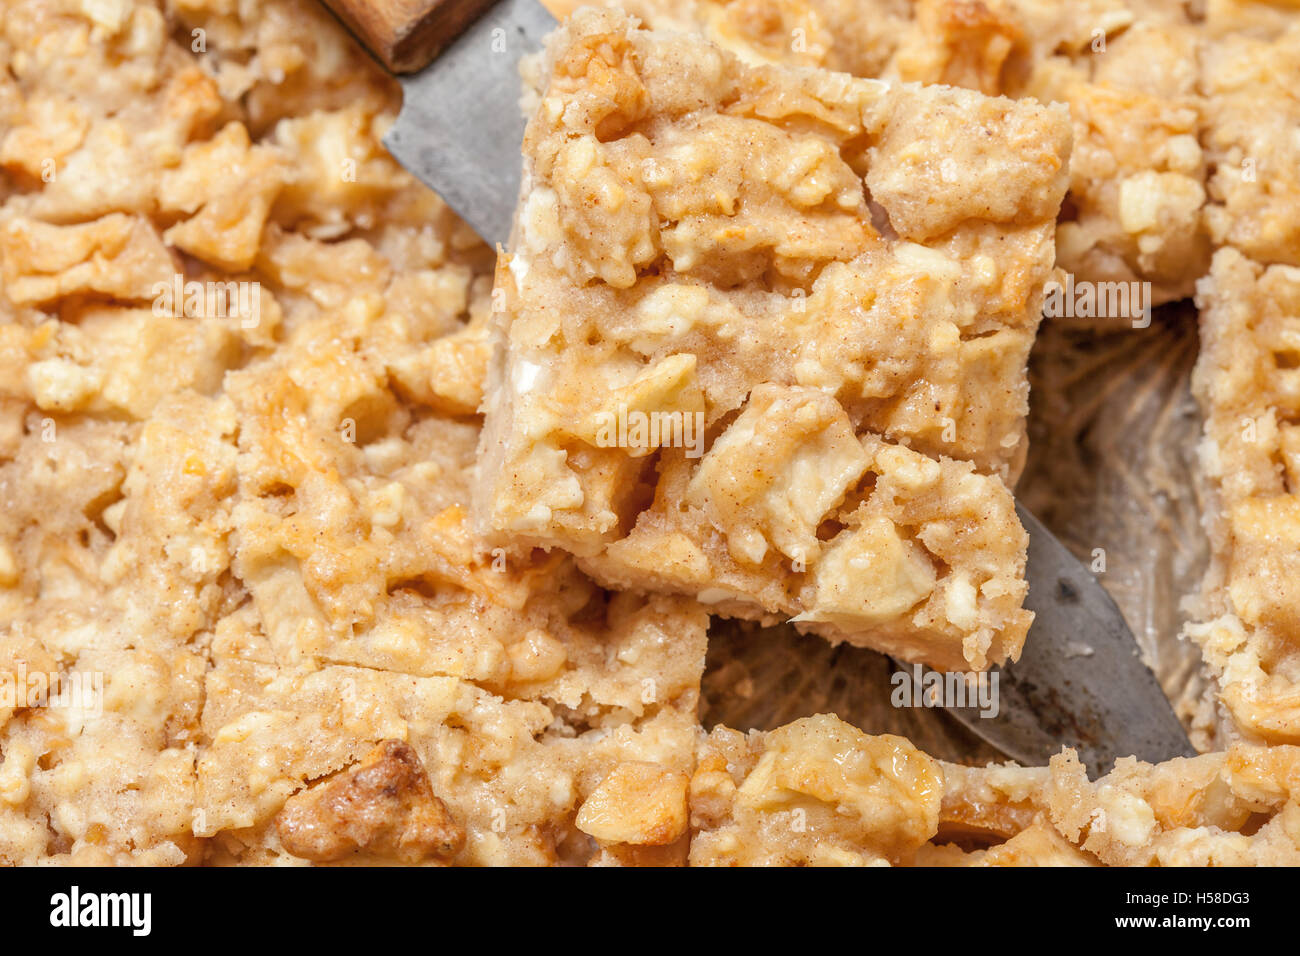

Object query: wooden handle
[321,0,501,73]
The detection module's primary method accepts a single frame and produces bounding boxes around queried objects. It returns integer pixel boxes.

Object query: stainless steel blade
[934,502,1197,777]
[385,0,556,247]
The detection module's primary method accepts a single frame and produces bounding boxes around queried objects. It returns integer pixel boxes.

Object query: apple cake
[543,0,915,77]
[546,0,1208,323]
[691,713,1300,866]
[476,7,1071,671]
[1199,8,1300,270]
[198,318,708,866]
[894,0,1209,313]
[1187,248,1300,747]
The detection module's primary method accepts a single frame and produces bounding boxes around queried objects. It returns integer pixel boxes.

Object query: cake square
[548,0,1208,319]
[194,261,708,866]
[476,8,1070,670]
[895,0,1209,313]
[1188,247,1300,745]
[1200,15,1300,269]
[690,713,1300,867]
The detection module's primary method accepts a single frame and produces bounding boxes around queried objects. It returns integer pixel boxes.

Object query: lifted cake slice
[476,8,1069,670]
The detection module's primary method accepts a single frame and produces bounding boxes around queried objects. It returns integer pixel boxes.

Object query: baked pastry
[198,326,708,865]
[1187,248,1300,746]
[477,7,1068,670]
[896,0,1209,313]
[689,714,945,865]
[691,713,1300,866]
[934,741,1300,866]
[1199,9,1300,269]
[544,0,915,77]
[555,0,1209,322]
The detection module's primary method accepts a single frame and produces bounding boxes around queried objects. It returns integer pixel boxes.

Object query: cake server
[934,503,1197,776]
[320,0,555,246]
[318,0,1198,777]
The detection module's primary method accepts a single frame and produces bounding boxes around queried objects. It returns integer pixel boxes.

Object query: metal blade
[386,0,556,247]
[935,502,1197,777]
